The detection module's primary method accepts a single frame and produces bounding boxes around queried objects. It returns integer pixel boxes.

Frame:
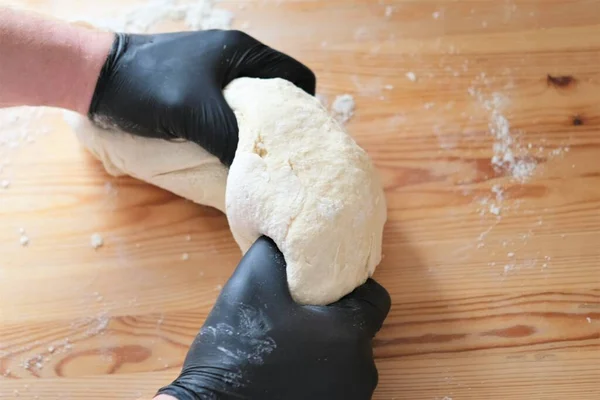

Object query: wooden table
[1,0,599,399]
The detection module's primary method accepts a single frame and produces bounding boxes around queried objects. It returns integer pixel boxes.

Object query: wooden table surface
[1,0,599,399]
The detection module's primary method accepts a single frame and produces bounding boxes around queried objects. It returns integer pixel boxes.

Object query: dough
[225,79,386,305]
[68,77,386,305]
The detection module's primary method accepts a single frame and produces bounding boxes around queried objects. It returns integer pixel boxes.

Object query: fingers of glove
[218,236,295,309]
[184,88,239,166]
[228,32,316,95]
[336,278,391,335]
[247,48,316,95]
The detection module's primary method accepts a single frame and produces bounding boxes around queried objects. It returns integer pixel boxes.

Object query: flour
[90,233,104,249]
[488,103,536,183]
[69,0,233,33]
[19,235,29,246]
[406,72,417,82]
[467,88,538,184]
[466,81,563,276]
[331,94,356,124]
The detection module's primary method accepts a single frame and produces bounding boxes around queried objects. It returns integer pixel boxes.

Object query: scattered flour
[90,233,104,249]
[19,235,29,246]
[467,88,539,184]
[6,337,74,374]
[466,78,569,276]
[181,252,190,261]
[331,94,356,124]
[69,0,233,33]
[405,72,417,82]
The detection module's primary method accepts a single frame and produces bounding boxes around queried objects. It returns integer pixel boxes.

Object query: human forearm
[0,7,113,113]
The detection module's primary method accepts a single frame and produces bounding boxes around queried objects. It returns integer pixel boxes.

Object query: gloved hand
[88,30,316,166]
[156,236,391,400]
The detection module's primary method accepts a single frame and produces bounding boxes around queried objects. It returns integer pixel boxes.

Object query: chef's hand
[156,236,391,400]
[89,30,316,165]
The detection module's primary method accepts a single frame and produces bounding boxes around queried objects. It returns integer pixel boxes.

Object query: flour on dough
[69,78,386,306]
[225,78,386,305]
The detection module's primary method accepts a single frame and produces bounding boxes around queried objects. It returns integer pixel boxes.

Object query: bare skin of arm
[0,7,113,113]
[1,9,170,395]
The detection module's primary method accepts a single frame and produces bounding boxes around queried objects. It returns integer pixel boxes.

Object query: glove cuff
[87,32,126,119]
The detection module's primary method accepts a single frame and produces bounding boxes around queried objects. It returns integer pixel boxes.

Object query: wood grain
[1,0,600,399]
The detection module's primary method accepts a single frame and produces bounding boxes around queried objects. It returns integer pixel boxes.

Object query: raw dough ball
[64,112,228,212]
[225,78,386,305]
[68,77,386,305]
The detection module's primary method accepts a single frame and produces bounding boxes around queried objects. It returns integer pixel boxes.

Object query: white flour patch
[90,233,104,249]
[331,94,356,124]
[467,88,538,184]
[19,234,29,246]
[465,74,568,277]
[69,0,233,33]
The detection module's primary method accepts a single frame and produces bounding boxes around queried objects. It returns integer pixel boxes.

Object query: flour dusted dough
[65,112,228,213]
[225,79,386,305]
[69,77,387,305]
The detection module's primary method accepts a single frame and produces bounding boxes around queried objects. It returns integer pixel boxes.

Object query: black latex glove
[157,236,391,400]
[88,30,316,166]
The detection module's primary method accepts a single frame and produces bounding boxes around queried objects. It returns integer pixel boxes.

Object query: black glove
[88,30,316,166]
[157,236,391,400]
